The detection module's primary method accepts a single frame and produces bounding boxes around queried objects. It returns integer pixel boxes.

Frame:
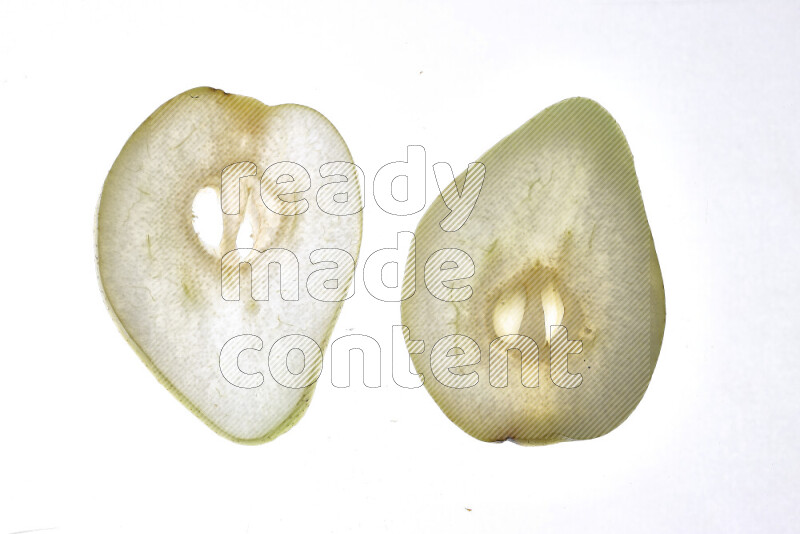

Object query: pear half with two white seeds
[401,98,666,444]
[97,87,362,443]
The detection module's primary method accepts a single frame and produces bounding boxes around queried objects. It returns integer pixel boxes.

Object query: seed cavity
[541,281,564,345]
[192,187,223,254]
[492,286,527,337]
[236,214,255,250]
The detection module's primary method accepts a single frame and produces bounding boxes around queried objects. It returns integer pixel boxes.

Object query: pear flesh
[402,97,666,444]
[97,87,362,443]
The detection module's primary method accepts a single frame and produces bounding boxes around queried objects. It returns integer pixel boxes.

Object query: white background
[1,1,798,532]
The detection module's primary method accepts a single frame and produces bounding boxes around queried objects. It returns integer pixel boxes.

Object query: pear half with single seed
[97,87,362,444]
[401,97,665,444]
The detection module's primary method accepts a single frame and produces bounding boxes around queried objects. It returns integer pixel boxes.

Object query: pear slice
[401,97,665,444]
[96,87,362,443]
